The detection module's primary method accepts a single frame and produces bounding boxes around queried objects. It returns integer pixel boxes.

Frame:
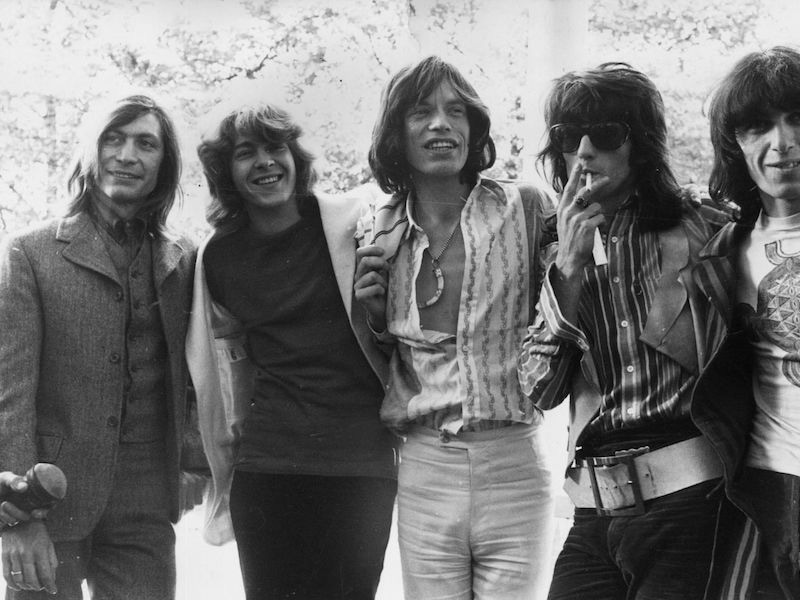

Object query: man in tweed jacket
[0,95,202,599]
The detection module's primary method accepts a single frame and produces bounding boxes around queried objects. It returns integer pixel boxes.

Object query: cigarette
[592,229,608,266]
[585,172,592,190]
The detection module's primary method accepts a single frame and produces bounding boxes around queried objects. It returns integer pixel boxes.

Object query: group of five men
[0,44,798,600]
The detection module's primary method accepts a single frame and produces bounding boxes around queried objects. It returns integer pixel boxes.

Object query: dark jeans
[230,471,397,600]
[739,467,800,600]
[548,480,721,600]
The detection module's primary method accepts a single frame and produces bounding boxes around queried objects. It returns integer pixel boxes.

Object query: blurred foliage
[589,0,763,186]
[0,0,795,237]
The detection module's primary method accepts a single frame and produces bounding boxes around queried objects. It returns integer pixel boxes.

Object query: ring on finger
[10,570,22,576]
[575,196,589,209]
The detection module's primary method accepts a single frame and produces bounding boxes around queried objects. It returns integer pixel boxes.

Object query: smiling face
[97,112,164,209]
[736,108,800,214]
[403,81,470,184]
[563,126,636,213]
[230,133,299,229]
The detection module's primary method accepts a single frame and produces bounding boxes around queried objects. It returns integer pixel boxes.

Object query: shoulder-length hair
[66,94,182,235]
[369,55,496,196]
[537,63,683,231]
[707,46,800,224]
[197,102,317,231]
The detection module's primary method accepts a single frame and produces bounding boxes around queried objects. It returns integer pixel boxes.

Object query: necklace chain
[415,194,466,309]
[427,219,461,264]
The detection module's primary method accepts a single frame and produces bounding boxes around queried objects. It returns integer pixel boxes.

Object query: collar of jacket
[699,219,755,260]
[56,211,188,289]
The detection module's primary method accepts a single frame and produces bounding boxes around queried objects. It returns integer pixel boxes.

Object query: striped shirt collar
[404,175,509,232]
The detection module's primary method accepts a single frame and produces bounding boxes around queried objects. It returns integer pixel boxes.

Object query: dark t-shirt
[204,199,396,479]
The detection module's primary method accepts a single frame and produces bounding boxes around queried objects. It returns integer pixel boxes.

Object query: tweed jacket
[0,211,196,541]
[185,190,392,545]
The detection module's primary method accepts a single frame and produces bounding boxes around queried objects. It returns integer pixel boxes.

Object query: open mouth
[108,170,140,180]
[252,174,282,185]
[767,159,800,170]
[424,140,457,151]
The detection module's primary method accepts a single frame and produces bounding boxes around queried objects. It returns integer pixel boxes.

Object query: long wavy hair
[66,95,182,235]
[369,55,496,196]
[197,102,317,231]
[707,46,800,224]
[538,63,683,231]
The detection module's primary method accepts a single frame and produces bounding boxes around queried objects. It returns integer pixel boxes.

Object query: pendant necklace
[417,219,461,309]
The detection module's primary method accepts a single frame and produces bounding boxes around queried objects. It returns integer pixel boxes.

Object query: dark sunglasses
[549,122,631,153]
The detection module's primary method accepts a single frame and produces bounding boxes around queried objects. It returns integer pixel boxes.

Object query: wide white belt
[564,436,723,516]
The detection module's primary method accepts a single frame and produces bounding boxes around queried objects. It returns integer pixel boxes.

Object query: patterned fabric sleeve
[517,256,590,410]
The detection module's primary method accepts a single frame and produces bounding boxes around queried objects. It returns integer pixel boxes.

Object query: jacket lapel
[318,190,391,385]
[151,232,191,365]
[58,213,120,285]
[152,232,188,292]
[695,222,749,320]
[640,222,698,372]
[691,221,750,366]
[318,191,359,316]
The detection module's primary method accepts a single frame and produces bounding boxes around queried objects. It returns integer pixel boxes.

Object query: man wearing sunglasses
[518,63,730,598]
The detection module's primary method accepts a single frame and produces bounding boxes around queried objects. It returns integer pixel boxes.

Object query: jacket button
[107,416,119,428]
[114,291,124,302]
[109,352,121,364]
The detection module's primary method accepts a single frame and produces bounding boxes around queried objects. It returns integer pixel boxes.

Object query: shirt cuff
[367,318,394,344]
[539,264,590,352]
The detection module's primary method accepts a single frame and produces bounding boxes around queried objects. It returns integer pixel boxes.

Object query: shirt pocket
[214,334,254,434]
[36,433,64,463]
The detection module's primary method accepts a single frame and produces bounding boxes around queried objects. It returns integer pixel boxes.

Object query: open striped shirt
[519,199,702,448]
[378,178,548,431]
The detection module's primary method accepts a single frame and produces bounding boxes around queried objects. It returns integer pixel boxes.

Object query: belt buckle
[586,446,649,517]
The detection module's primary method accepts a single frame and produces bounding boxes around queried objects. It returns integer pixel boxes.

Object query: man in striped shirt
[355,56,555,600]
[518,63,729,599]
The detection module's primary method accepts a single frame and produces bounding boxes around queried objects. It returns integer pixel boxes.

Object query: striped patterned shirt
[384,178,543,430]
[519,200,702,446]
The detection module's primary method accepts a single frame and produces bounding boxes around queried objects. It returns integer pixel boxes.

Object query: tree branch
[223,48,280,81]
[0,173,37,214]
[222,13,324,82]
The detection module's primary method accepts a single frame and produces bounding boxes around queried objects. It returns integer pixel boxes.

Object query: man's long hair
[707,46,800,224]
[197,102,317,231]
[66,94,182,234]
[538,63,683,231]
[369,55,496,196]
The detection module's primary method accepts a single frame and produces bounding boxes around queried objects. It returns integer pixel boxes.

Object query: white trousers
[397,423,555,600]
